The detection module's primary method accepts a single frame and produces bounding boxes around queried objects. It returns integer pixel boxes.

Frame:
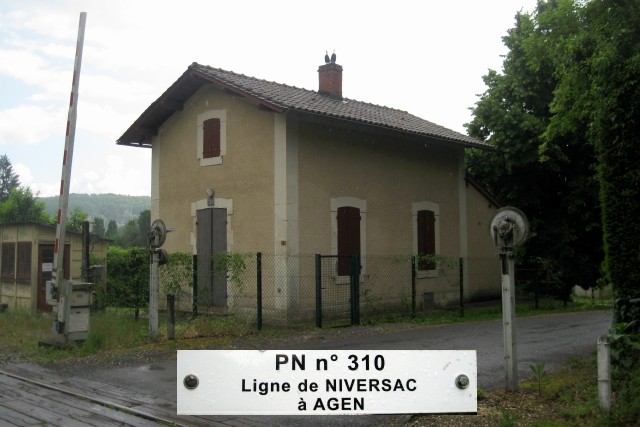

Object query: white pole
[501,252,518,391]
[597,335,612,411]
[53,12,87,340]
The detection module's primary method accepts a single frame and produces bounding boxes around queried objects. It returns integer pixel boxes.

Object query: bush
[104,247,149,308]
[160,252,193,297]
[609,321,640,424]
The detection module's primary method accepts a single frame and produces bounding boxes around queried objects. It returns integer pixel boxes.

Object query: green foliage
[466,1,603,298]
[65,207,89,233]
[104,246,149,308]
[109,210,151,248]
[529,362,546,394]
[499,408,518,427]
[177,315,253,339]
[105,219,118,238]
[0,179,116,243]
[214,252,254,291]
[92,216,106,238]
[160,252,193,296]
[543,0,640,324]
[0,154,20,202]
[609,321,640,424]
[609,321,640,371]
[137,209,150,243]
[609,365,640,425]
[0,187,52,224]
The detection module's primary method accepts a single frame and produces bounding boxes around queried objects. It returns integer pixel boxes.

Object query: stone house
[117,59,500,315]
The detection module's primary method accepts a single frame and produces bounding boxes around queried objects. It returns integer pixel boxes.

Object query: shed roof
[117,62,488,150]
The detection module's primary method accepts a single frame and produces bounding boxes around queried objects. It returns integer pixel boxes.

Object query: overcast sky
[0,0,537,197]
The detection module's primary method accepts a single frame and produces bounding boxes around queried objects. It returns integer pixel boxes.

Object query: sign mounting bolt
[455,374,470,389]
[184,374,199,389]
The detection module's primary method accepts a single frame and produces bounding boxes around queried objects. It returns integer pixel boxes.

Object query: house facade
[0,223,109,311]
[118,60,500,314]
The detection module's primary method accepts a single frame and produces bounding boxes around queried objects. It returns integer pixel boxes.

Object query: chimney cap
[324,50,337,64]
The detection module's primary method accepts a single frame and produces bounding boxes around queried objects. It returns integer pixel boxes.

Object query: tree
[106,220,118,238]
[66,207,89,233]
[110,210,151,248]
[0,187,51,224]
[113,219,139,248]
[465,0,603,299]
[92,216,106,238]
[0,155,20,202]
[137,209,151,247]
[548,0,640,323]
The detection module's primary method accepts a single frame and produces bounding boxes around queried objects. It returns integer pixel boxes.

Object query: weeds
[499,408,518,426]
[529,362,546,394]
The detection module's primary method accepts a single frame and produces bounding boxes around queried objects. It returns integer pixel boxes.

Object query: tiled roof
[117,62,488,149]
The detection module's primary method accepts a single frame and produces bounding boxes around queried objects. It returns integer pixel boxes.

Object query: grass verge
[402,354,606,426]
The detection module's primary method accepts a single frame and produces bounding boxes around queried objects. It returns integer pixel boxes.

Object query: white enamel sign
[177,350,477,415]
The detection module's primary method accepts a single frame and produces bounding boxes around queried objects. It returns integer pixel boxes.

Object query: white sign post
[177,350,476,415]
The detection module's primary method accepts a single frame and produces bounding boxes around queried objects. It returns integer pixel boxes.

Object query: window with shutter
[337,206,360,275]
[417,210,436,270]
[17,242,32,282]
[413,201,440,276]
[1,242,15,280]
[203,118,221,159]
[197,110,226,166]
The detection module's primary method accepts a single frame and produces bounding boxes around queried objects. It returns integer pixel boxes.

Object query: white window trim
[331,197,367,283]
[412,201,440,278]
[196,109,227,166]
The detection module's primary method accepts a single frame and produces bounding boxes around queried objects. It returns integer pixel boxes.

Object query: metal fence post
[315,254,322,328]
[257,252,262,331]
[167,294,175,340]
[134,270,140,321]
[192,255,198,317]
[411,256,416,318]
[351,254,360,325]
[459,257,464,317]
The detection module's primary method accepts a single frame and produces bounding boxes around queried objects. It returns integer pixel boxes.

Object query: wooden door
[197,208,228,307]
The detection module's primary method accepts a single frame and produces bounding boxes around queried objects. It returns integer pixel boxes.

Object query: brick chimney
[318,62,343,99]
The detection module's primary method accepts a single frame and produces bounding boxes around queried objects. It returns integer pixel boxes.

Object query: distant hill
[39,193,151,227]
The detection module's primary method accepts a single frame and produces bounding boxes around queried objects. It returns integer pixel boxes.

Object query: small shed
[0,223,109,311]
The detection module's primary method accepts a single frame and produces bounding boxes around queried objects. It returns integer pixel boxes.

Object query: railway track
[0,365,262,427]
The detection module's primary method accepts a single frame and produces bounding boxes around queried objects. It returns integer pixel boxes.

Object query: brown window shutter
[337,206,360,275]
[1,242,15,280]
[16,242,32,281]
[417,210,436,270]
[203,118,221,159]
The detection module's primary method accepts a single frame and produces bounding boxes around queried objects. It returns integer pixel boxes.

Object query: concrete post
[501,252,518,391]
[149,250,159,340]
[597,335,612,411]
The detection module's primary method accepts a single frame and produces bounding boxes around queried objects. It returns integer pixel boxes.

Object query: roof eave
[117,66,287,148]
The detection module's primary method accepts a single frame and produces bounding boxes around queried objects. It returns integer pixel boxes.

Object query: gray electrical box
[54,281,92,343]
